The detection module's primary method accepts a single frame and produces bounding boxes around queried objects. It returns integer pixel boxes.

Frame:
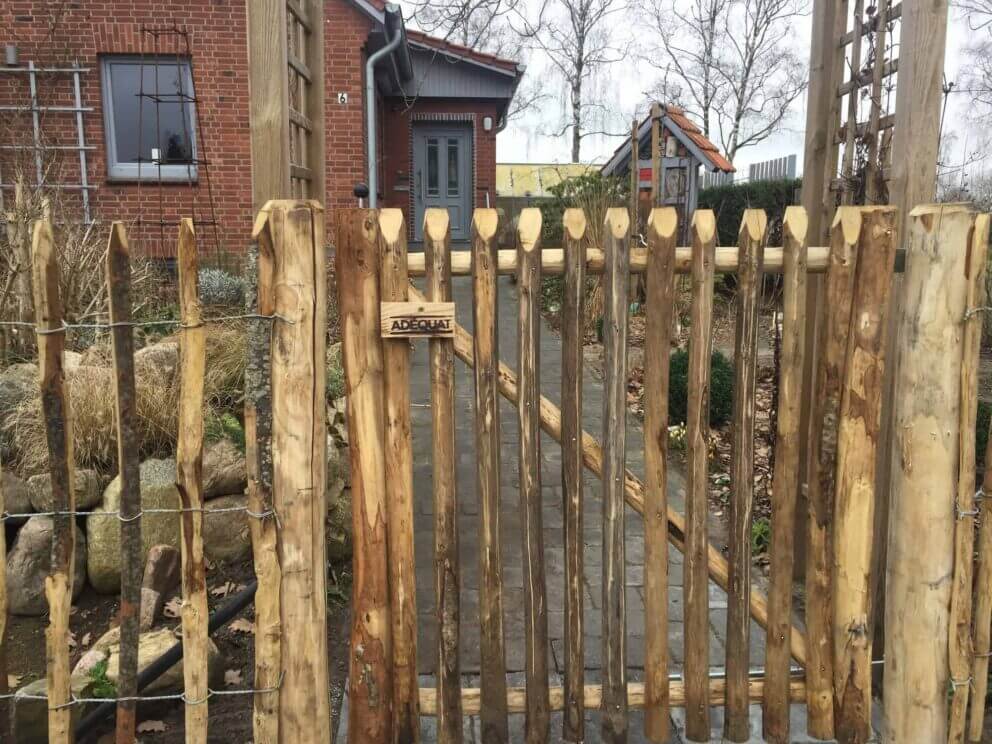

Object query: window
[100,56,197,181]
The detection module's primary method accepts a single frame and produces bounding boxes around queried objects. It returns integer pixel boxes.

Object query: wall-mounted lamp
[482,116,494,132]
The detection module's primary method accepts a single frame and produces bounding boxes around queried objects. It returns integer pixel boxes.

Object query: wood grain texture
[685,210,716,742]
[643,208,677,743]
[601,208,630,744]
[176,218,209,743]
[561,208,586,744]
[418,677,808,715]
[380,302,455,338]
[517,208,550,744]
[379,209,419,744]
[470,209,508,744]
[0,462,6,734]
[404,285,809,667]
[425,208,462,744]
[335,207,391,744]
[833,206,897,744]
[883,205,971,744]
[106,222,141,744]
[763,208,808,744]
[949,210,988,744]
[804,206,861,740]
[242,234,280,744]
[33,218,75,744]
[650,104,662,206]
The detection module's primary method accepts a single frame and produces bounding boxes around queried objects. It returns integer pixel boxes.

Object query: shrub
[206,412,246,452]
[541,275,565,314]
[199,267,246,308]
[979,400,991,465]
[668,349,734,427]
[751,517,772,555]
[86,658,117,699]
[698,178,802,247]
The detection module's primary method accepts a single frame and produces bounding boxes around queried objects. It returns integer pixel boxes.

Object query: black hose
[75,579,258,740]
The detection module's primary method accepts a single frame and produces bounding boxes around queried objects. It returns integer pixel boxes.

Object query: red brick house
[0,1,523,255]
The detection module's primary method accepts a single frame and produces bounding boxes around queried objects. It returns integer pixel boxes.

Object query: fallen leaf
[81,632,92,647]
[67,631,77,650]
[229,618,255,635]
[7,674,22,688]
[163,597,182,619]
[224,668,243,687]
[137,720,167,733]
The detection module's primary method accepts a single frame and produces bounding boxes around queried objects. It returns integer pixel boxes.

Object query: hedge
[697,178,802,246]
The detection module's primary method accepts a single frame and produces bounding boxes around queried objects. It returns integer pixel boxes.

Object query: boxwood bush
[668,348,734,427]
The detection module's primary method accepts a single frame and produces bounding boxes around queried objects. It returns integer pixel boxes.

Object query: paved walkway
[339,275,829,743]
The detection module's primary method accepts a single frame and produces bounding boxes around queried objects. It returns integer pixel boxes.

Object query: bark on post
[724,209,767,742]
[379,209,419,744]
[643,207,677,743]
[425,208,462,744]
[470,208,508,744]
[33,218,75,744]
[884,204,975,744]
[335,207,391,744]
[176,219,209,742]
[833,206,897,743]
[685,210,716,742]
[106,222,142,744]
[763,207,808,744]
[517,208,550,744]
[0,460,6,732]
[561,208,587,744]
[244,233,280,744]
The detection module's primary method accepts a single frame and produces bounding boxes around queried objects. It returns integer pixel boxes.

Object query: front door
[413,125,472,242]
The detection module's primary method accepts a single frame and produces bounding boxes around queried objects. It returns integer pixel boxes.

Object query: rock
[203,494,251,563]
[6,516,86,615]
[326,439,349,489]
[328,395,348,449]
[327,486,353,564]
[135,341,179,384]
[1,470,34,525]
[27,468,103,512]
[13,675,90,744]
[140,544,182,630]
[202,438,246,499]
[74,626,222,696]
[0,363,37,459]
[63,350,83,372]
[87,458,181,594]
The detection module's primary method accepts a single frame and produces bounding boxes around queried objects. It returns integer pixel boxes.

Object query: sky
[401,1,984,179]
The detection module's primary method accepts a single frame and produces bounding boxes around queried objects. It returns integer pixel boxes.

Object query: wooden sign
[381,301,456,338]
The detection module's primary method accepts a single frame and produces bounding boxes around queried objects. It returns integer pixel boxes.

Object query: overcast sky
[401,2,983,178]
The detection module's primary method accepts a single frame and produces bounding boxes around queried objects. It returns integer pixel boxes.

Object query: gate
[336,202,992,744]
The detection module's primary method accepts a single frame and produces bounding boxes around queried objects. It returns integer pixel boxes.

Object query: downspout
[365,15,403,208]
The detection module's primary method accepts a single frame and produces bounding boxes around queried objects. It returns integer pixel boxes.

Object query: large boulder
[135,341,179,384]
[203,494,251,562]
[0,363,38,459]
[1,470,34,525]
[140,544,182,630]
[87,458,181,594]
[6,516,87,615]
[27,468,103,512]
[202,438,246,499]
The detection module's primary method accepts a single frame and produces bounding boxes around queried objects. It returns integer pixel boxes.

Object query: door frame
[410,114,476,243]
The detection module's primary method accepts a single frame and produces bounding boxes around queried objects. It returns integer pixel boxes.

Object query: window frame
[100,55,199,182]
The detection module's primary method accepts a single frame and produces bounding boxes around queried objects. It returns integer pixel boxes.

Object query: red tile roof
[405,29,521,74]
[607,104,736,174]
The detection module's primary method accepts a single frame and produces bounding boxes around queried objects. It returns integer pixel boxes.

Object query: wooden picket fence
[337,202,992,744]
[1,198,990,744]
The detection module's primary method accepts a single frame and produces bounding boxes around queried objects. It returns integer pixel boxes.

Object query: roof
[601,105,735,176]
[496,163,598,198]
[406,30,521,76]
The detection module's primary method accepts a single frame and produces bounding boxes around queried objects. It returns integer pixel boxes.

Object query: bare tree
[519,0,630,162]
[637,0,807,164]
[957,0,992,119]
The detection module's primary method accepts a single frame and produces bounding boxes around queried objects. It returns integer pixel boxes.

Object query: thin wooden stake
[33,218,75,744]
[176,218,209,743]
[763,208,808,744]
[518,208,550,744]
[379,209,419,744]
[724,209,767,742]
[602,207,631,744]
[685,210,716,742]
[643,207,677,743]
[804,207,861,740]
[426,208,462,744]
[336,207,391,743]
[0,459,7,733]
[470,208,508,744]
[834,206,897,744]
[883,204,972,743]
[561,208,587,744]
[107,222,141,744]
[949,212,988,744]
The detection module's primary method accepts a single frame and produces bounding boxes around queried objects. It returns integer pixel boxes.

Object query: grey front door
[413,125,472,242]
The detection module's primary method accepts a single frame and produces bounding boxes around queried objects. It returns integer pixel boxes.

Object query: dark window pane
[109,60,195,165]
[427,138,439,196]
[447,138,459,197]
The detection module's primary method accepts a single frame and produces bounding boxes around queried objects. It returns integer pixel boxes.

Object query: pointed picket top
[605,207,630,239]
[563,208,587,241]
[739,209,769,242]
[832,205,863,247]
[473,208,499,241]
[783,206,809,245]
[647,207,678,242]
[518,208,543,253]
[378,208,405,244]
[425,207,451,243]
[691,209,717,244]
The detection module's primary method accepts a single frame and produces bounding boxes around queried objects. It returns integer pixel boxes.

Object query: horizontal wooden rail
[407,246,831,276]
[418,677,807,716]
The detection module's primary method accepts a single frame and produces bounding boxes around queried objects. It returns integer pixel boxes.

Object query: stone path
[338,275,831,743]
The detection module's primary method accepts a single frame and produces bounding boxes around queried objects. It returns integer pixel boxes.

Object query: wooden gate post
[884,204,976,744]
[255,200,331,744]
